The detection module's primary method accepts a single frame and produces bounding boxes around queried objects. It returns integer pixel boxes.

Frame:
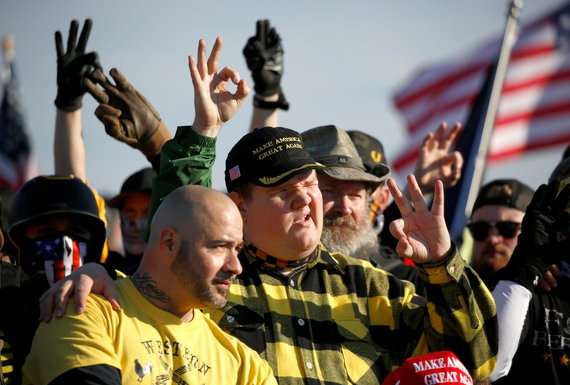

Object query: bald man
[22,185,276,385]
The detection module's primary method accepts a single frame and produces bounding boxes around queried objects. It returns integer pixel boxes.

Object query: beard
[320,213,381,261]
[170,240,230,308]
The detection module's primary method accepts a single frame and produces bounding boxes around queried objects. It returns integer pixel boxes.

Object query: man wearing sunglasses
[467,179,534,286]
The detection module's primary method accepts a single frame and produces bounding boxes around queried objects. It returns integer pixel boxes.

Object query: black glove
[243,19,285,97]
[82,68,171,160]
[497,181,564,290]
[54,19,101,111]
[542,182,570,258]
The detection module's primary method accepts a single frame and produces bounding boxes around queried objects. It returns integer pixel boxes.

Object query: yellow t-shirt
[22,278,276,385]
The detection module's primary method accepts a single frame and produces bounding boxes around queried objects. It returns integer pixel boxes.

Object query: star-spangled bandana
[33,234,86,286]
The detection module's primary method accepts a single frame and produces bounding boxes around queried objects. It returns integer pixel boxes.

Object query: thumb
[94,103,122,119]
[99,114,126,142]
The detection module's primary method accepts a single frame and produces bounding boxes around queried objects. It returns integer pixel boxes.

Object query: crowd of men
[0,18,568,385]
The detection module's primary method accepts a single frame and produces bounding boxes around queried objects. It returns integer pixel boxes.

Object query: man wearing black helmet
[0,175,106,385]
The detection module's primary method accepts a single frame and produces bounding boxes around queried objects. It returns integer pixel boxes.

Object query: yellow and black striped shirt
[206,243,497,384]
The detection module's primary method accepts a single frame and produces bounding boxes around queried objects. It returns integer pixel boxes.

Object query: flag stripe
[391,3,570,177]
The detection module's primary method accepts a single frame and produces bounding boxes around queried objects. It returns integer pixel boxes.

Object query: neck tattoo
[131,272,171,304]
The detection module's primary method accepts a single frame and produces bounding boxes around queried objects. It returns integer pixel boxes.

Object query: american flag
[391,2,570,178]
[0,35,37,190]
[34,236,85,285]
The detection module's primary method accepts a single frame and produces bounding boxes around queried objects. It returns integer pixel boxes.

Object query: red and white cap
[382,351,473,385]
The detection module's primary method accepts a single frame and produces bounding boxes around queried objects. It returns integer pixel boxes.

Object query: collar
[242,240,317,273]
[242,240,344,274]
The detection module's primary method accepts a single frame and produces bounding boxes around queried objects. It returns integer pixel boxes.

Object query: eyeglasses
[467,221,522,241]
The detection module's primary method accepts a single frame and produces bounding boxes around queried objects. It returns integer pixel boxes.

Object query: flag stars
[543,353,552,362]
[555,6,570,50]
[560,354,570,366]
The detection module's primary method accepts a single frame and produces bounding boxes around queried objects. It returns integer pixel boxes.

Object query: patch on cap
[472,179,534,213]
[229,165,241,181]
[347,130,391,180]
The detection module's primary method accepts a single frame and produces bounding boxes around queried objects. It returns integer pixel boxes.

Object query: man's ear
[374,185,391,211]
[159,227,179,259]
[228,191,247,222]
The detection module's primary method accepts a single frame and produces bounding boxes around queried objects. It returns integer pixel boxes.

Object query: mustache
[482,243,510,255]
[323,214,357,230]
[213,272,236,283]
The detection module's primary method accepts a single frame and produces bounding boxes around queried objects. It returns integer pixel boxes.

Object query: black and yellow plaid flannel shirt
[155,127,498,384]
[206,243,497,384]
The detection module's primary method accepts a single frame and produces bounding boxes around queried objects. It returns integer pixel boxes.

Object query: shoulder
[198,311,272,368]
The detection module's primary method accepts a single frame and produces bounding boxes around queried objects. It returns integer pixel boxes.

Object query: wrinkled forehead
[316,173,368,191]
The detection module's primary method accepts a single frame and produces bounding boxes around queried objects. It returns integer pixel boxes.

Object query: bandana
[243,240,315,273]
[33,234,87,286]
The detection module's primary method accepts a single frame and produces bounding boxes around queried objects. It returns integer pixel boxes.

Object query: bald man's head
[143,185,243,311]
[149,185,241,244]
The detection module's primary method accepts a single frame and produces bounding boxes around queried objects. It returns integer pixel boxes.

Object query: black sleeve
[378,200,401,251]
[147,152,162,174]
[49,364,121,385]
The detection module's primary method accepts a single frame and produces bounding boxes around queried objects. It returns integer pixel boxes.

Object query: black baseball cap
[107,167,156,208]
[347,130,391,180]
[225,126,325,192]
[472,179,534,213]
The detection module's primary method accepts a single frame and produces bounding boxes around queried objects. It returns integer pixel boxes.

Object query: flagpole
[463,0,523,219]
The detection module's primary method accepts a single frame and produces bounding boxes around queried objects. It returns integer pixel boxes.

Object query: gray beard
[320,214,381,261]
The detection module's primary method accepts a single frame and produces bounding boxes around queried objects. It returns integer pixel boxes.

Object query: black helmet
[7,175,106,272]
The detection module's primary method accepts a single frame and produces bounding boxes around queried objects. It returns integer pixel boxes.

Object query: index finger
[442,122,462,149]
[72,274,96,315]
[387,178,414,217]
[53,279,76,318]
[83,72,109,104]
[109,68,132,92]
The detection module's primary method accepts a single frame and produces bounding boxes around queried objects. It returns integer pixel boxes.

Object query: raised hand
[54,19,101,111]
[414,122,463,194]
[189,37,250,138]
[497,181,569,290]
[243,19,284,97]
[387,175,451,263]
[82,68,171,158]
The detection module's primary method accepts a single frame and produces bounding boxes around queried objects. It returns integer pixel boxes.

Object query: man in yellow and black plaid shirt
[151,39,496,383]
[43,38,498,384]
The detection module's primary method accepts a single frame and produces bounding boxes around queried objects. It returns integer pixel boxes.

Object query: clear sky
[1,0,567,197]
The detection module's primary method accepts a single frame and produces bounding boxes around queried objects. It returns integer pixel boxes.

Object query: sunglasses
[467,221,521,241]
